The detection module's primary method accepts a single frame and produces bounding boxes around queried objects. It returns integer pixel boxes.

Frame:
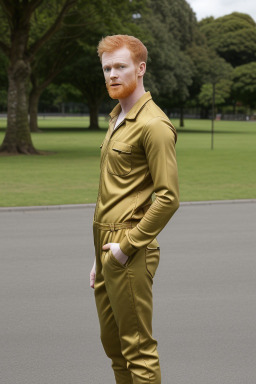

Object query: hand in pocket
[102,243,128,265]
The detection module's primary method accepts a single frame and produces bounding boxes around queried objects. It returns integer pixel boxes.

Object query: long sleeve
[119,117,179,256]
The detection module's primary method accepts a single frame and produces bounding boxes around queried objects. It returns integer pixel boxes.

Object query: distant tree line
[0,0,255,154]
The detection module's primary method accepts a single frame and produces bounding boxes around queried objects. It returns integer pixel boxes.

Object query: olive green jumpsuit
[93,92,179,383]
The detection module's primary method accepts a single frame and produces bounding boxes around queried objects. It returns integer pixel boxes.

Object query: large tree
[140,0,197,126]
[199,53,233,149]
[25,0,150,131]
[232,62,256,113]
[0,50,8,111]
[59,45,107,130]
[29,28,79,132]
[0,0,77,154]
[199,12,256,67]
[49,0,150,130]
[198,12,256,114]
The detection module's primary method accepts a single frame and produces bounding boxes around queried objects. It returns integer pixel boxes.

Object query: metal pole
[211,82,215,150]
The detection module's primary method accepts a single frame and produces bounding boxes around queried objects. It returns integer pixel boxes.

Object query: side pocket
[145,239,160,279]
[108,249,126,269]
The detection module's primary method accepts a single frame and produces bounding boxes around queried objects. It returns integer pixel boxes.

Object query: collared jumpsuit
[93,92,179,384]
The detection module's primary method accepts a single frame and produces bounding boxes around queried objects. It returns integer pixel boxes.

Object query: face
[102,47,138,100]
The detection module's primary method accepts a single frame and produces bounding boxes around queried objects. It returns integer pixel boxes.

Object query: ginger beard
[106,75,138,100]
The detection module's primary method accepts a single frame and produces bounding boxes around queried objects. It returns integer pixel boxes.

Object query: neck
[119,85,146,115]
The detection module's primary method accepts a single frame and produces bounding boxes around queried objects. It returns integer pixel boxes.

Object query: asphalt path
[0,201,256,384]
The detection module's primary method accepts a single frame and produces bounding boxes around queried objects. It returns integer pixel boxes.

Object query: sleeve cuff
[119,235,138,257]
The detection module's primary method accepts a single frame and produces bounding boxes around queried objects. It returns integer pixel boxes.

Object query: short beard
[106,78,137,100]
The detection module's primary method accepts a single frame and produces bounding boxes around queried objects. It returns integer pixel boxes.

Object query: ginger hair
[97,34,148,64]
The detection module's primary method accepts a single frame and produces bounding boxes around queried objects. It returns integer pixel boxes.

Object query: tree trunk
[179,105,184,127]
[0,59,38,154]
[88,102,100,130]
[29,89,41,132]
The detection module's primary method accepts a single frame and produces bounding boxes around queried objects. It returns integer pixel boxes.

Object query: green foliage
[187,46,234,109]
[57,44,106,102]
[198,12,256,111]
[232,62,256,108]
[47,83,83,106]
[140,0,196,109]
[199,12,256,67]
[0,0,79,59]
[147,0,196,47]
[186,43,211,99]
[199,80,233,107]
[203,53,233,85]
[49,0,151,127]
[29,3,65,43]
[0,3,9,46]
[1,0,255,132]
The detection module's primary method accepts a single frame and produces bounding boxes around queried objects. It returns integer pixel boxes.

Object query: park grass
[0,116,255,207]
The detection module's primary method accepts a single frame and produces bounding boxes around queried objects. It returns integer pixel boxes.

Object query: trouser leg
[94,225,161,384]
[94,226,133,383]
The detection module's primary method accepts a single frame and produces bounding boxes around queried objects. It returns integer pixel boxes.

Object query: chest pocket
[107,141,132,176]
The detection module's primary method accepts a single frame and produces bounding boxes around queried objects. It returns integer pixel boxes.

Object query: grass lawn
[0,116,255,207]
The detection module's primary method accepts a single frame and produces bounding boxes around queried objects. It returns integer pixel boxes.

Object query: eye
[103,67,111,73]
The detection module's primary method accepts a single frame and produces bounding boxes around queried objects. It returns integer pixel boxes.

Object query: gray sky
[186,0,256,21]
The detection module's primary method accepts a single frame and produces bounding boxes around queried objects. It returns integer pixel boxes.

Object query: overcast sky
[186,0,256,21]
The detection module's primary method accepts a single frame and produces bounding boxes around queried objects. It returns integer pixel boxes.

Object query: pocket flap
[112,141,132,154]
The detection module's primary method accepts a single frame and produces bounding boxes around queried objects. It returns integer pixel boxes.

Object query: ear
[137,62,146,77]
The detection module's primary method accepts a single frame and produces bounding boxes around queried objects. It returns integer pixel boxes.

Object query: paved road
[0,201,255,384]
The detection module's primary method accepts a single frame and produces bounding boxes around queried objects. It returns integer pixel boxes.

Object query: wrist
[110,243,128,264]
[110,243,126,258]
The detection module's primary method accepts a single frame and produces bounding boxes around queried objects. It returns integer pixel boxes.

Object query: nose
[110,68,118,80]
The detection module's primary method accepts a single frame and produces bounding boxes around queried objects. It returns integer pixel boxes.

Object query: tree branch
[27,0,45,15]
[36,45,79,91]
[0,0,14,15]
[28,0,77,58]
[0,0,15,27]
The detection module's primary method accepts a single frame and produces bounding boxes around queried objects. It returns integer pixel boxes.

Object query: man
[90,35,179,384]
